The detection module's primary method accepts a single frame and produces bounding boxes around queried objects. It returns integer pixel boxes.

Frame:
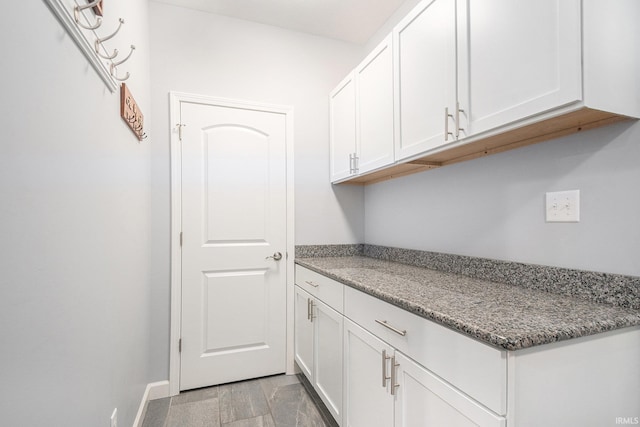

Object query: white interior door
[179,99,289,391]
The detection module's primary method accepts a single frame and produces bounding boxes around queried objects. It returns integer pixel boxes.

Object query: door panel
[180,101,287,391]
[395,352,506,427]
[330,73,357,182]
[343,319,394,427]
[394,0,457,160]
[314,298,343,424]
[203,125,269,243]
[203,269,268,353]
[357,35,395,174]
[294,286,314,380]
[458,0,582,136]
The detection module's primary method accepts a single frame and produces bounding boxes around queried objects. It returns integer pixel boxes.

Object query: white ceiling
[152,0,407,44]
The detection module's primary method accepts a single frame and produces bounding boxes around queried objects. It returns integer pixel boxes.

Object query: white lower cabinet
[294,286,314,379]
[295,286,344,424]
[343,319,394,427]
[297,266,640,426]
[394,352,505,427]
[344,318,504,427]
[294,267,344,425]
[313,297,343,423]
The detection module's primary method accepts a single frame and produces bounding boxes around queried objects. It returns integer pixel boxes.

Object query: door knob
[265,252,283,261]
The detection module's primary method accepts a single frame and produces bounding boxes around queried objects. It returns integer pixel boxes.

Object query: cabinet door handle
[310,300,316,322]
[349,152,359,174]
[305,280,319,288]
[456,101,465,138]
[444,107,454,141]
[382,349,391,387]
[390,355,400,396]
[307,298,312,321]
[375,319,407,336]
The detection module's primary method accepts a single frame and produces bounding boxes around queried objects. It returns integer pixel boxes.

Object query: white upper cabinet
[394,0,457,160]
[394,0,581,161]
[332,0,638,183]
[330,36,395,183]
[330,73,357,182]
[356,34,395,175]
[458,0,582,137]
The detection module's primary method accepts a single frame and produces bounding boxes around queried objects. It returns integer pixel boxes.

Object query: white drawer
[344,286,507,415]
[295,265,344,312]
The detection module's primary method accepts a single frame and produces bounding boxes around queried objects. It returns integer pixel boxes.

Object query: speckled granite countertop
[295,256,640,351]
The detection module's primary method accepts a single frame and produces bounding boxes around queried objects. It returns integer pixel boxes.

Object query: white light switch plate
[546,190,580,222]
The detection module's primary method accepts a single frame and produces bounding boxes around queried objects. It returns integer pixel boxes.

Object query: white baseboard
[132,381,170,427]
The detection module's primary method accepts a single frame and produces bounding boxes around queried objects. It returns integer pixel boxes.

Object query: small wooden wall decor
[120,83,146,141]
[91,0,104,16]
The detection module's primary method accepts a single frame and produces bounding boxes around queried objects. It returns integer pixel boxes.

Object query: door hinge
[180,232,183,247]
[176,123,187,141]
[179,338,182,353]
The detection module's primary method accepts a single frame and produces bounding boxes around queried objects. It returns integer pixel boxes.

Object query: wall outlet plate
[546,190,580,222]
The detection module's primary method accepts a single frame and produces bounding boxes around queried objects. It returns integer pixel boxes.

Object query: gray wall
[365,121,640,276]
[0,1,153,426]
[148,2,365,380]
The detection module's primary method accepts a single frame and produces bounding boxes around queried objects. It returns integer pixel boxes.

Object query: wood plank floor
[141,374,338,427]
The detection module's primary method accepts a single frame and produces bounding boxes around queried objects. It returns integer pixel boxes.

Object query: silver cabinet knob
[265,252,283,261]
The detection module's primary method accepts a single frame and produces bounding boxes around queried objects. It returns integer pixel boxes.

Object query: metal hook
[95,18,124,60]
[110,65,130,81]
[74,0,103,30]
[112,45,135,67]
[110,45,135,81]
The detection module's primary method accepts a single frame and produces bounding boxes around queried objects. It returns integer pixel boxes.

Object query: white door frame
[168,91,295,396]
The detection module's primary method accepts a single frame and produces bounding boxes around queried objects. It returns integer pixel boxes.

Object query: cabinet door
[343,319,394,427]
[457,0,582,137]
[330,73,357,182]
[356,34,395,175]
[294,286,313,380]
[394,352,506,427]
[313,299,344,425]
[394,0,457,161]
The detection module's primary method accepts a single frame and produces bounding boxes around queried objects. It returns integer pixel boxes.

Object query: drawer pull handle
[305,280,319,288]
[375,319,407,336]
